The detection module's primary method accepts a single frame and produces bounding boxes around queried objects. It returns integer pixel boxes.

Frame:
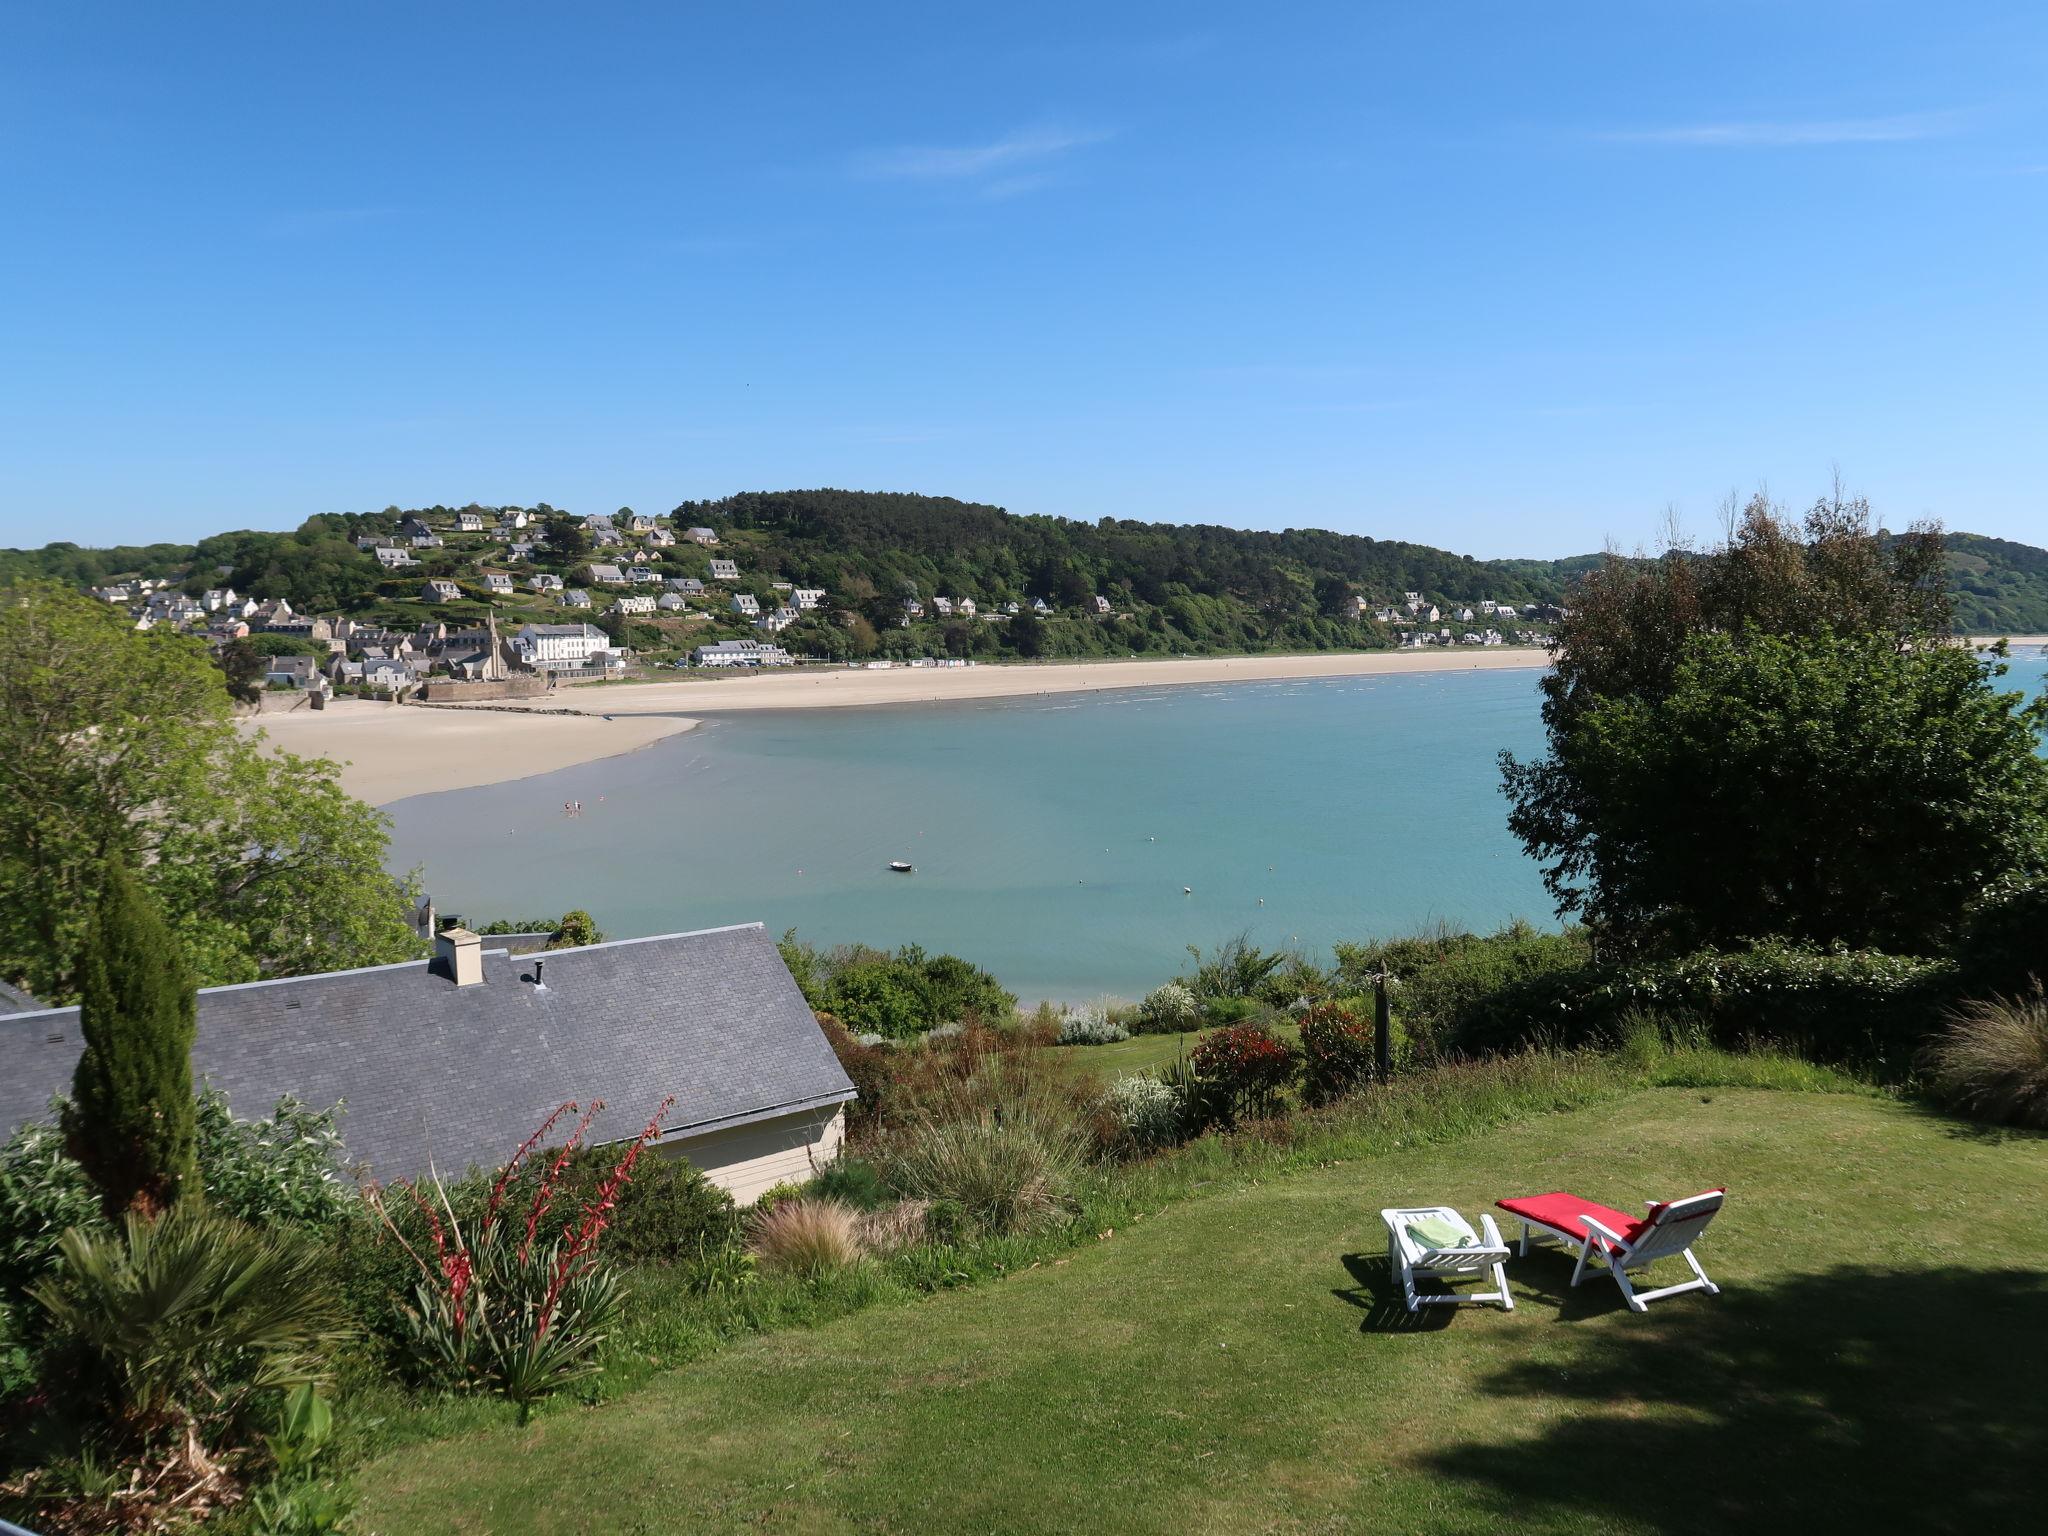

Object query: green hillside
[1942,531,2048,632]
[4,493,2044,663]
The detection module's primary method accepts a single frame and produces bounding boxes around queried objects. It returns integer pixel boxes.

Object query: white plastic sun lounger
[1496,1188,1725,1313]
[1381,1205,1514,1313]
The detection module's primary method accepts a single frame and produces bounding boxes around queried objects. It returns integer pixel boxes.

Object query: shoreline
[241,638,2048,806]
[240,701,696,807]
[532,645,1552,718]
[242,649,1544,803]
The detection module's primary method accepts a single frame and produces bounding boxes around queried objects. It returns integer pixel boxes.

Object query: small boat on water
[888,860,915,873]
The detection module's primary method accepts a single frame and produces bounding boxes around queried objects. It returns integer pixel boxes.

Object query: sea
[383,650,2048,1005]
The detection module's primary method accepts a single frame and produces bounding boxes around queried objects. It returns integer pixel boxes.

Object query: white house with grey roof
[0,924,856,1204]
[511,621,611,671]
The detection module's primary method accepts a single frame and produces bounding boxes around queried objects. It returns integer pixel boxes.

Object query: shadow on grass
[1422,1263,2048,1534]
[1332,1252,1459,1333]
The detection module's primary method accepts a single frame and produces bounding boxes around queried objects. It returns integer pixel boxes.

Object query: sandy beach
[548,646,1551,716]
[241,700,695,806]
[241,650,1547,803]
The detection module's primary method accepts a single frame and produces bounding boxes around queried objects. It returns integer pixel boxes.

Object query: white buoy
[1183,886,1193,895]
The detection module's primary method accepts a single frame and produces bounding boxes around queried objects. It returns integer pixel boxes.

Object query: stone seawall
[417,677,548,703]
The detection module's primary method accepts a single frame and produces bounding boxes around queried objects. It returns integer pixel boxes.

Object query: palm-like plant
[30,1201,353,1445]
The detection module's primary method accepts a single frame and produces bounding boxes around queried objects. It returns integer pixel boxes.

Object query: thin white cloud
[856,125,1109,184]
[1601,111,1964,148]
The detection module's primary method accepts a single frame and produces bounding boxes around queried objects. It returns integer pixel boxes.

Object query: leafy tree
[1532,492,1948,734]
[1502,495,1983,955]
[549,909,603,948]
[544,512,589,564]
[215,637,266,703]
[0,583,424,1001]
[1505,630,2048,954]
[63,858,199,1219]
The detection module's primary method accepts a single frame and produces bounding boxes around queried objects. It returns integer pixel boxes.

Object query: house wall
[662,1103,846,1204]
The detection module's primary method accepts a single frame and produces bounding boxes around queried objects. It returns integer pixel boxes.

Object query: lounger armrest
[1579,1214,1628,1252]
[1478,1213,1504,1249]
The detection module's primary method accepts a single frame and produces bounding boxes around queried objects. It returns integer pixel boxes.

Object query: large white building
[512,622,613,672]
[693,639,793,668]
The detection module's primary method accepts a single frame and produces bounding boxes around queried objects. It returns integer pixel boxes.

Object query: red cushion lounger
[1497,1188,1726,1312]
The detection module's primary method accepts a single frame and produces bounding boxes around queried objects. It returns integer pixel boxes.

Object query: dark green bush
[1449,943,1956,1072]
[1338,922,1591,1057]
[498,1143,738,1267]
[1955,880,2048,998]
[779,934,1016,1040]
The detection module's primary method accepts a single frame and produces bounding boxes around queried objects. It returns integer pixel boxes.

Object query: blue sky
[2,1,2043,557]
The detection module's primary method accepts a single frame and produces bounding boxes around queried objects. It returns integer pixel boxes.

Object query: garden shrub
[1056,1008,1129,1045]
[1452,943,1957,1070]
[808,1155,892,1210]
[1132,981,1200,1035]
[1181,933,1290,1003]
[1337,921,1590,1058]
[1954,880,2048,998]
[778,934,1016,1040]
[1921,992,2048,1128]
[0,1115,105,1327]
[1189,1021,1296,1126]
[194,1087,353,1231]
[882,1109,1086,1236]
[502,1143,737,1266]
[1104,1073,1185,1150]
[1200,994,1266,1028]
[851,1200,931,1256]
[366,1099,669,1416]
[747,1198,864,1278]
[819,1014,896,1131]
[1297,1003,1378,1106]
[27,1205,353,1484]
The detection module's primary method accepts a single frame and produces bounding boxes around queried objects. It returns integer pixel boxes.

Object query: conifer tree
[63,857,198,1219]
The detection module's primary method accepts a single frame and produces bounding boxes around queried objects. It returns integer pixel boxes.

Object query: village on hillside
[85,505,1562,700]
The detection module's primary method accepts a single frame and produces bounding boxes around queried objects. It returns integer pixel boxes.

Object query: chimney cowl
[434,926,484,987]
[533,957,546,989]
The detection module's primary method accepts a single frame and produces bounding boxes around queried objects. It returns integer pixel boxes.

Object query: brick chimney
[435,926,484,987]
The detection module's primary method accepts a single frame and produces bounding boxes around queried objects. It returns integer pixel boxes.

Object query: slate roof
[0,979,43,1015]
[0,923,854,1183]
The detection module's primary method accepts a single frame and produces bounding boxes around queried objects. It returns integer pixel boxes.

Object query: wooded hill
[4,490,2045,663]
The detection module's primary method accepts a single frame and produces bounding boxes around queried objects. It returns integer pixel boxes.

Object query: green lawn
[353,1088,2048,1533]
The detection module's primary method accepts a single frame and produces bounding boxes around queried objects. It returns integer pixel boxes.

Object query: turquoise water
[384,652,2048,1004]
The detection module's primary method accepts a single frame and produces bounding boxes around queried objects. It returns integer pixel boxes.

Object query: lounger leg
[1608,1254,1647,1312]
[1493,1254,1514,1312]
[1684,1248,1720,1296]
[1391,1227,1424,1313]
[1570,1235,1594,1287]
[1518,1220,1530,1257]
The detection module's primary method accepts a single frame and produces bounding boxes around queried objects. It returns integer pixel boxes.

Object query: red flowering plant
[366,1096,673,1418]
[1297,1003,1378,1106]
[1188,1021,1297,1127]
